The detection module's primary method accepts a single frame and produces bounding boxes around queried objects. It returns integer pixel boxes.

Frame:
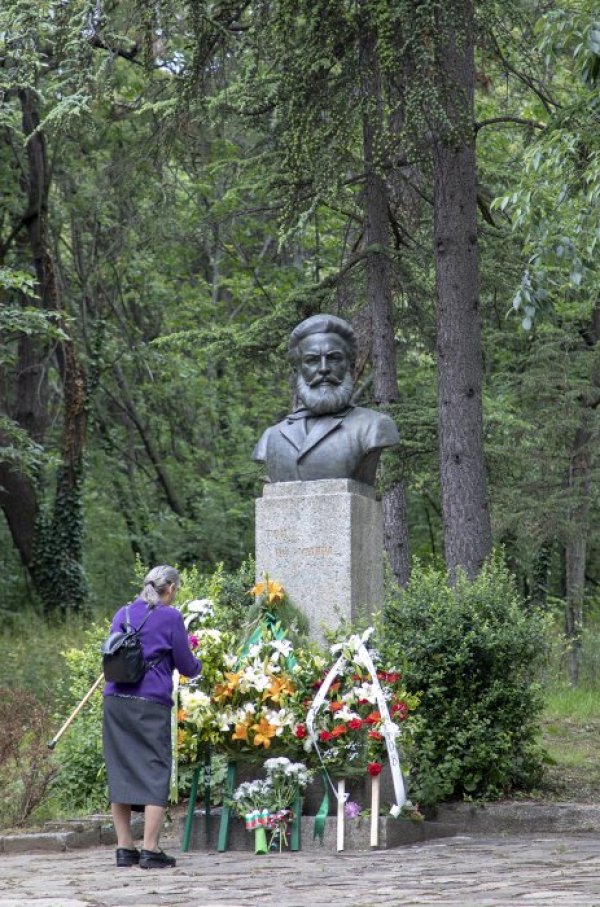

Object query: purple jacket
[103,597,202,707]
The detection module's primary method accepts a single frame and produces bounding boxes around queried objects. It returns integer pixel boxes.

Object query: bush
[0,688,58,827]
[51,622,109,813]
[383,557,550,807]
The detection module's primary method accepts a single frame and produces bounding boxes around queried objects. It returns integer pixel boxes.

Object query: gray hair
[288,314,357,368]
[141,565,180,606]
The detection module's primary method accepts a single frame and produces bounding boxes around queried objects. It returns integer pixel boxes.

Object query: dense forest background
[1,1,598,682]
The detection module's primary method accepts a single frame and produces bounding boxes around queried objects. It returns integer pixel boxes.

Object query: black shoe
[116,847,140,867]
[139,849,176,869]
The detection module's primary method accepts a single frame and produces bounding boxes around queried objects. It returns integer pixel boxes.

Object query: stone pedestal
[255,479,384,643]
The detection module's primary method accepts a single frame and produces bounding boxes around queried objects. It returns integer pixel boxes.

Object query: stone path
[2,832,600,906]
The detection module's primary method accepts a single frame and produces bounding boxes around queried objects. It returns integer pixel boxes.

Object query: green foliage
[383,557,550,806]
[51,622,109,813]
[0,605,92,700]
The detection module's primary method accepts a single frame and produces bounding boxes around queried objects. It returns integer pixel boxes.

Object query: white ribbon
[306,640,407,816]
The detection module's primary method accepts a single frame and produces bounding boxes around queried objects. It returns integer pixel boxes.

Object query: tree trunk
[359,12,410,586]
[0,87,89,611]
[433,0,492,580]
[565,427,591,685]
[563,300,600,683]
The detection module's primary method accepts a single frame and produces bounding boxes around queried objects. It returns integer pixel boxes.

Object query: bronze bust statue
[252,314,399,485]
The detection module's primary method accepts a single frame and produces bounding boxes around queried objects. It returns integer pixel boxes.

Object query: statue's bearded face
[295,332,354,415]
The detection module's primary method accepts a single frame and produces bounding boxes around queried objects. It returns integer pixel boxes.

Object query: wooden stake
[336,779,345,852]
[370,774,380,848]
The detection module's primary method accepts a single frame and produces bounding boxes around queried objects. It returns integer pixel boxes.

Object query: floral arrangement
[229,757,312,852]
[296,629,418,780]
[177,581,417,794]
[178,581,326,764]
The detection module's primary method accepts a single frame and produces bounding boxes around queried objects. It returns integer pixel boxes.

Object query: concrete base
[181,811,454,852]
[255,480,383,643]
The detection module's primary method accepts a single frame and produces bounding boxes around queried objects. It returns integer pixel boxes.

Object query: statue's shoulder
[349,406,400,449]
[251,417,288,462]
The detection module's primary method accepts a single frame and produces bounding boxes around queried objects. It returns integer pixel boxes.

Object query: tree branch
[475,115,546,133]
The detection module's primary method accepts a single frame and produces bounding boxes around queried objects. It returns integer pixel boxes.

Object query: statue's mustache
[309,376,342,388]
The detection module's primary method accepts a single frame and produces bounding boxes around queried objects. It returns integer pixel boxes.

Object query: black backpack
[101,605,164,684]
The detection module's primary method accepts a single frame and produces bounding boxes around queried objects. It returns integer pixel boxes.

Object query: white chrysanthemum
[180,689,211,710]
[187,598,214,613]
[354,682,377,704]
[336,706,360,722]
[199,628,222,641]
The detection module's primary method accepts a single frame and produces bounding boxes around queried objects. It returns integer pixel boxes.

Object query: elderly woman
[103,565,201,869]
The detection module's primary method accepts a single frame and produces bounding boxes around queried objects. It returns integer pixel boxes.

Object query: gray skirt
[103,695,172,807]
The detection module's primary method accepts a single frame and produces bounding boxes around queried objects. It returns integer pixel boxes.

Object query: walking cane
[47,672,104,750]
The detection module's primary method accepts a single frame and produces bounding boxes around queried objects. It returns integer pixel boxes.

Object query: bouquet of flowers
[177,598,238,765]
[229,757,313,853]
[178,580,322,765]
[294,629,418,780]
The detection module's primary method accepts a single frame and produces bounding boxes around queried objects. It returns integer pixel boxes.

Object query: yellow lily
[262,674,295,703]
[232,723,249,743]
[249,579,285,604]
[213,671,243,702]
[250,717,277,748]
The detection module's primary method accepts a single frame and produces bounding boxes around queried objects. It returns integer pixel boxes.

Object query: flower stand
[181,748,212,853]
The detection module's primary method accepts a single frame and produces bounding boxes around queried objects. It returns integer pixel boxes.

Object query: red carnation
[367,762,383,777]
[364,710,381,725]
[368,730,383,741]
[391,701,408,720]
[348,718,363,731]
[294,724,308,739]
[386,672,401,683]
[319,730,333,742]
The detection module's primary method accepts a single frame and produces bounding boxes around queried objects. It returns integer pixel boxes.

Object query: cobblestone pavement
[2,833,600,907]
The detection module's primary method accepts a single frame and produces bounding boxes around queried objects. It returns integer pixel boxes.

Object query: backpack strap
[125,603,166,672]
[124,603,154,635]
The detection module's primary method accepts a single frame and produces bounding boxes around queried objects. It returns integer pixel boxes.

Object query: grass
[0,604,111,702]
[539,685,600,802]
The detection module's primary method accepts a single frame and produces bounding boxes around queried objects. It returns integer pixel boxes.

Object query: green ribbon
[313,771,329,843]
[238,608,297,671]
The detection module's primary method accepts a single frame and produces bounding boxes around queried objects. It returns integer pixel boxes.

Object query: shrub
[383,557,550,807]
[51,622,109,813]
[0,688,58,827]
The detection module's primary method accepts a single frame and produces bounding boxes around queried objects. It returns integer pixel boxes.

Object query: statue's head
[288,314,356,415]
